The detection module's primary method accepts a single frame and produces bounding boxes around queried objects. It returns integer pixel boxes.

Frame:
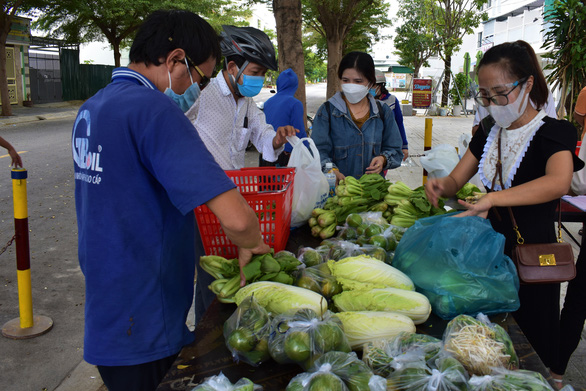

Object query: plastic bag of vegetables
[386,353,469,391]
[268,308,351,370]
[286,351,387,391]
[234,281,328,316]
[295,263,342,300]
[335,311,416,350]
[468,367,566,391]
[443,314,519,376]
[223,295,271,366]
[393,214,520,319]
[297,246,329,267]
[332,287,431,325]
[327,255,414,291]
[191,372,261,391]
[362,332,443,377]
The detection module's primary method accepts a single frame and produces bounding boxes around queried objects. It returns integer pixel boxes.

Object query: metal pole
[423,118,433,185]
[2,168,53,339]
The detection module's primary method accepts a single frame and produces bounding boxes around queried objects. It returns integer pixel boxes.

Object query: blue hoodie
[263,68,307,153]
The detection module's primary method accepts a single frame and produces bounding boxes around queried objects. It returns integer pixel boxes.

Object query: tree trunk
[326,36,343,99]
[273,0,307,129]
[113,39,121,67]
[441,55,451,107]
[0,15,12,117]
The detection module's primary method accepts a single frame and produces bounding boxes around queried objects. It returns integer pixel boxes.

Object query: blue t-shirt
[72,68,236,366]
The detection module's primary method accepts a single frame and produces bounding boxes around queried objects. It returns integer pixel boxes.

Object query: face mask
[238,74,265,97]
[342,83,369,104]
[164,58,201,112]
[486,83,529,129]
[369,88,377,97]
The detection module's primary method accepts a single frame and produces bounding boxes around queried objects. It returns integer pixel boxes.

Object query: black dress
[469,115,583,369]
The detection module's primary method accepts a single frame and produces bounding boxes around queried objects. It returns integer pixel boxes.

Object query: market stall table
[157,224,558,390]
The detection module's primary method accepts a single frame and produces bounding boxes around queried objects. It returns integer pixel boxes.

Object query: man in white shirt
[186,25,297,170]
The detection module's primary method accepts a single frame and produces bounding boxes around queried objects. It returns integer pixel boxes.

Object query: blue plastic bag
[393,214,520,320]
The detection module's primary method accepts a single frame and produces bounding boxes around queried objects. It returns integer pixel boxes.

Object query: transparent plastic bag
[468,367,570,391]
[268,308,351,370]
[443,314,519,376]
[393,214,520,319]
[191,372,262,391]
[419,144,459,179]
[286,351,387,391]
[297,246,330,267]
[362,331,443,377]
[295,263,342,300]
[386,353,469,391]
[223,296,271,366]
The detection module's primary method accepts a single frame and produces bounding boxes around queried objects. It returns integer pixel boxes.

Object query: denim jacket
[311,92,403,178]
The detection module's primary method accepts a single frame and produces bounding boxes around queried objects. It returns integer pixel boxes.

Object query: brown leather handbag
[494,129,576,284]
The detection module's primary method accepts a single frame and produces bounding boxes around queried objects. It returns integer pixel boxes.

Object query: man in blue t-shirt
[72,10,270,391]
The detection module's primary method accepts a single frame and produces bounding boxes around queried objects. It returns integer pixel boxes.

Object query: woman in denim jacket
[311,51,403,181]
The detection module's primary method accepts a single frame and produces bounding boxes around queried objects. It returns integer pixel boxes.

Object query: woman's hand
[238,241,271,286]
[402,149,409,161]
[454,193,493,219]
[366,156,386,174]
[424,178,445,208]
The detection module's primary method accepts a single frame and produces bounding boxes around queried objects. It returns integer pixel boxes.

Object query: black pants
[97,353,179,391]
[259,151,290,167]
[550,234,586,375]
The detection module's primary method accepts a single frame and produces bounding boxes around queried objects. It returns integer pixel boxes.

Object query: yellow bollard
[2,168,53,339]
[423,118,433,185]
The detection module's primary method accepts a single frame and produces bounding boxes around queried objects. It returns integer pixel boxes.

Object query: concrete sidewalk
[0,101,84,127]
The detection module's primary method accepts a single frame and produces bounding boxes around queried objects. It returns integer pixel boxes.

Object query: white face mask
[342,83,369,104]
[486,83,530,129]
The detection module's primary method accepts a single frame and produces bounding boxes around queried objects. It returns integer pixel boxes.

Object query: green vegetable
[319,223,336,239]
[328,255,415,291]
[456,182,481,200]
[301,248,323,267]
[335,311,416,350]
[318,211,337,227]
[346,213,363,227]
[234,281,328,316]
[332,287,431,324]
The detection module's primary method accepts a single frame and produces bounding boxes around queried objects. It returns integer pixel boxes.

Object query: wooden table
[157,224,557,390]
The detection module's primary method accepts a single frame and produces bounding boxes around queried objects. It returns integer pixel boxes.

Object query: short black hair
[477,40,549,109]
[338,51,376,86]
[129,10,221,68]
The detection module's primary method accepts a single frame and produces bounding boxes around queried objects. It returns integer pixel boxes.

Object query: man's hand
[273,125,298,149]
[402,149,409,161]
[366,156,386,174]
[8,149,22,168]
[237,241,271,286]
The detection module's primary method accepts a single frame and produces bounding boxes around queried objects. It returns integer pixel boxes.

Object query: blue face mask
[237,74,265,97]
[369,88,377,97]
[164,58,201,112]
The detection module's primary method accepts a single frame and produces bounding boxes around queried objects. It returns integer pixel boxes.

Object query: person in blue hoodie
[260,68,308,166]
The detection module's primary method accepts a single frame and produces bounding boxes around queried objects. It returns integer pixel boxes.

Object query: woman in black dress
[425,40,583,384]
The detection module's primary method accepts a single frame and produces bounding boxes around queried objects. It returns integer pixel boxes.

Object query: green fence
[61,49,114,101]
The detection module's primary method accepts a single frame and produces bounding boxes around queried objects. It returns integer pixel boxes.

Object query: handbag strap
[495,129,563,244]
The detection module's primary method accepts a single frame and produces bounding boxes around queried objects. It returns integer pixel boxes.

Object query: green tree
[304,49,327,83]
[542,0,586,120]
[426,0,487,107]
[301,0,391,98]
[34,0,250,67]
[394,0,441,78]
[0,1,46,116]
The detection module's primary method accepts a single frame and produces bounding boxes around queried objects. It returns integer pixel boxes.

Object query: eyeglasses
[474,77,528,107]
[185,54,211,90]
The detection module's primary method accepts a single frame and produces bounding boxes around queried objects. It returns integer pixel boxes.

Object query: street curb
[0,111,78,126]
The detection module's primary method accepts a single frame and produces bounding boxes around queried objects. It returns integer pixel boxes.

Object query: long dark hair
[477,40,548,109]
[338,51,376,86]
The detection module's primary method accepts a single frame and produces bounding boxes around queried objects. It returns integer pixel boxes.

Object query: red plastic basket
[195,167,295,258]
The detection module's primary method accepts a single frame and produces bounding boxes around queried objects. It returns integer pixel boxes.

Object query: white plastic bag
[420,144,459,179]
[287,136,330,228]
